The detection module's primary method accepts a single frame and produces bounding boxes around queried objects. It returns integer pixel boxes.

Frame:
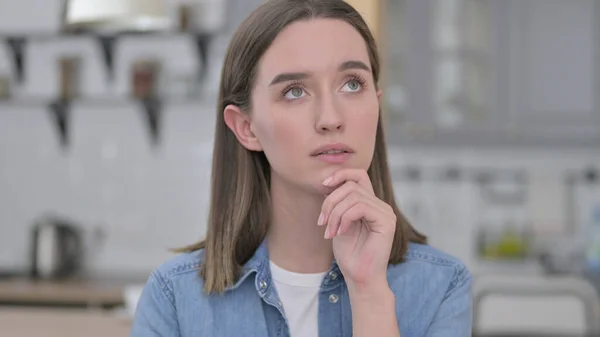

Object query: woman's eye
[342,79,362,92]
[284,87,306,100]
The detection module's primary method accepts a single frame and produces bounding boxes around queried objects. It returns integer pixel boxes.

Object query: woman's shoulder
[131,249,208,336]
[148,248,206,287]
[387,242,472,296]
[383,243,472,332]
[386,243,473,333]
[403,242,468,269]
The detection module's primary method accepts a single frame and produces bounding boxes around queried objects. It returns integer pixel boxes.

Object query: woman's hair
[176,0,427,294]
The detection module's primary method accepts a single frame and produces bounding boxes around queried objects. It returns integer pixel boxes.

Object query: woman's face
[231,18,380,194]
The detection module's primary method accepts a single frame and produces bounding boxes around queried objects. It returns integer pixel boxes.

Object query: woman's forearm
[347,281,401,337]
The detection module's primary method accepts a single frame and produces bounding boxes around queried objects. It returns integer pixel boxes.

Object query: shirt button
[259,280,267,289]
[328,271,338,280]
[329,294,339,303]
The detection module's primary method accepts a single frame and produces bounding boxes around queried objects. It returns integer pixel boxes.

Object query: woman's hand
[318,168,397,291]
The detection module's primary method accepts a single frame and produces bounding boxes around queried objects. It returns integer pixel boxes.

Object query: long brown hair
[176,0,427,294]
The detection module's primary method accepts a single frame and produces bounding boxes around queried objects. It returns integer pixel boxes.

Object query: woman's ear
[223,104,263,152]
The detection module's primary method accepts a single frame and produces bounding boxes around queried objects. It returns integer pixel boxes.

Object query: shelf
[0,28,218,152]
[0,30,213,40]
[0,96,186,151]
[0,96,208,107]
[1,31,213,83]
[386,119,600,150]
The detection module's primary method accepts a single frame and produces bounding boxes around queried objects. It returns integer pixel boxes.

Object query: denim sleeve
[425,265,473,337]
[130,270,181,337]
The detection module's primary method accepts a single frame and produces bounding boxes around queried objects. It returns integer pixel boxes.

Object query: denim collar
[225,237,343,294]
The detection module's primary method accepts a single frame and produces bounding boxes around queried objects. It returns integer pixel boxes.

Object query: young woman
[130,1,472,336]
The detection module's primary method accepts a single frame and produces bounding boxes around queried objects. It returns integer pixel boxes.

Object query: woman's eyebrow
[269,72,310,86]
[338,60,370,72]
[269,60,370,86]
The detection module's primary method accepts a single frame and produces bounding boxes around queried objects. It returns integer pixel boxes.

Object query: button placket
[328,294,339,303]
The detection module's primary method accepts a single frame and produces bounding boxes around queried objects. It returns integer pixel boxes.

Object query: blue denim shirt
[130,240,473,337]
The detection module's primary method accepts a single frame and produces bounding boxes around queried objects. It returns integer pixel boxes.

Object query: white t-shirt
[269,261,327,337]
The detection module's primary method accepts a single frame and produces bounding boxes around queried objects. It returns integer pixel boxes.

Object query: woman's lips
[314,151,352,164]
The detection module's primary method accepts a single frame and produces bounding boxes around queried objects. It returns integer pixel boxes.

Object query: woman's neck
[267,174,333,274]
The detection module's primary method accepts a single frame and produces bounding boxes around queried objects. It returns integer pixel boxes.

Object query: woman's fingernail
[337,226,342,236]
[324,226,330,239]
[322,176,333,186]
[317,212,324,226]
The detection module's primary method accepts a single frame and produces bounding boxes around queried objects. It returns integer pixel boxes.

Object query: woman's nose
[315,96,344,132]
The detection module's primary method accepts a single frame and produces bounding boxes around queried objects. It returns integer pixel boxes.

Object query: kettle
[30,215,83,280]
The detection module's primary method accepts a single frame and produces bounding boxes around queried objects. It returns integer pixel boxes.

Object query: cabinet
[381,0,600,148]
[505,0,600,146]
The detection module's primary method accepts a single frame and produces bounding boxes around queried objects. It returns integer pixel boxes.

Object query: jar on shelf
[0,76,10,99]
[59,56,81,100]
[178,4,193,31]
[131,60,161,99]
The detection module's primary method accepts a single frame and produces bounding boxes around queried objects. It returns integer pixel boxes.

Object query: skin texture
[236,18,379,193]
[224,18,401,337]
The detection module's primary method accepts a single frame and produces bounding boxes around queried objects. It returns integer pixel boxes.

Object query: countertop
[0,274,147,308]
[0,307,132,337]
[0,274,147,336]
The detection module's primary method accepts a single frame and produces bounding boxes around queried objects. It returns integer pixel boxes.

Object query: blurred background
[0,0,599,336]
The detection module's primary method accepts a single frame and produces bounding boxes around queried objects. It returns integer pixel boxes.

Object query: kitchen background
[1,0,600,336]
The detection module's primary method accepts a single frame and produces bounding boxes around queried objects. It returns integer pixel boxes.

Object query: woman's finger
[324,191,363,239]
[336,203,369,236]
[322,168,374,194]
[320,181,356,226]
[337,202,396,237]
[320,180,382,227]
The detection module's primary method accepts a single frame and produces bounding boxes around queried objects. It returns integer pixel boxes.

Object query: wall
[344,0,381,40]
[1,0,599,283]
[0,0,262,276]
[388,147,600,272]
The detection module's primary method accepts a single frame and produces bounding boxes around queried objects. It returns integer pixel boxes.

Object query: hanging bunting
[141,97,162,148]
[6,37,26,83]
[48,99,71,150]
